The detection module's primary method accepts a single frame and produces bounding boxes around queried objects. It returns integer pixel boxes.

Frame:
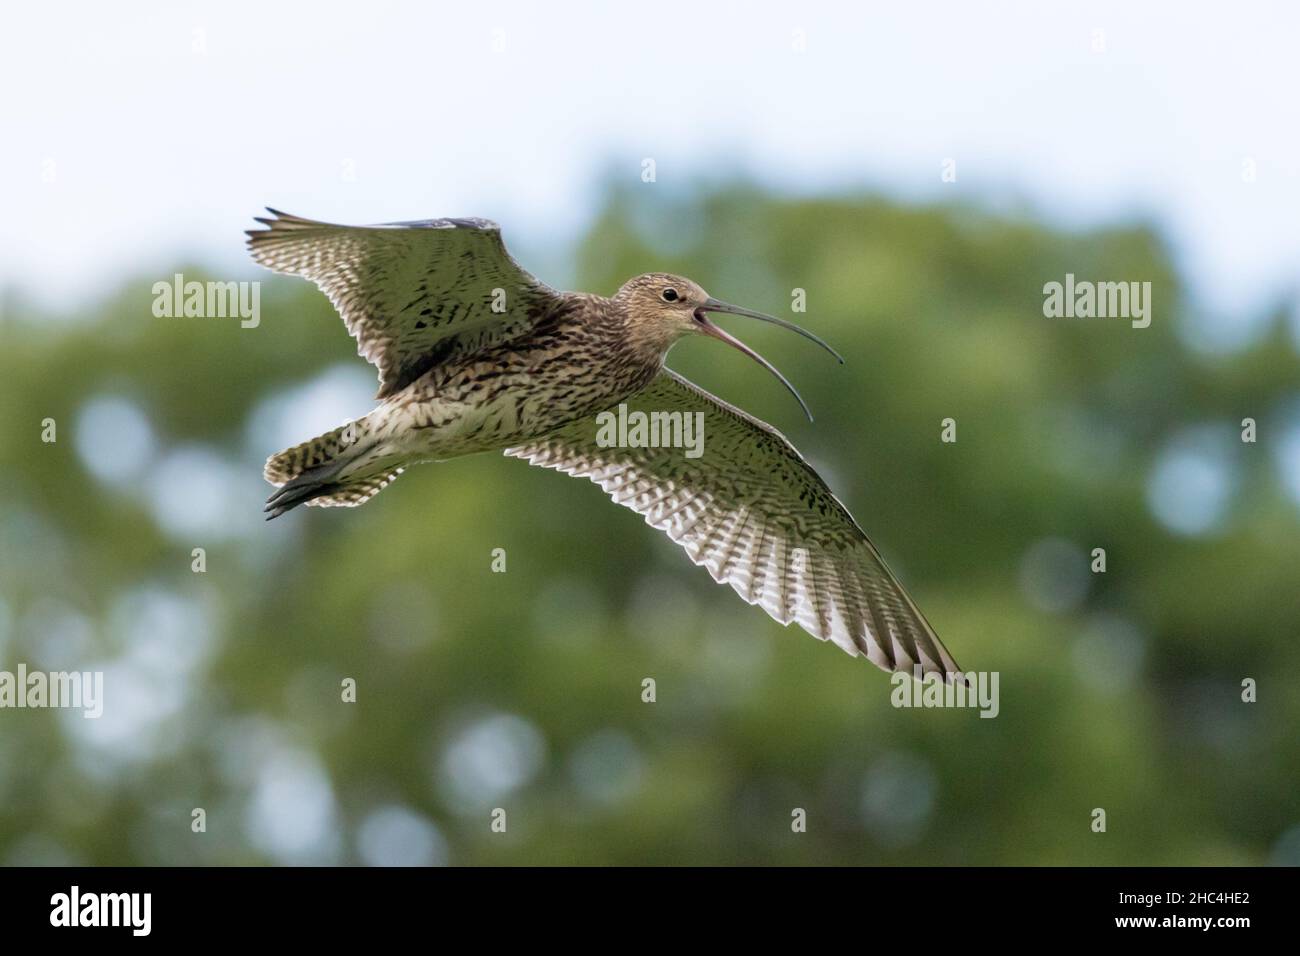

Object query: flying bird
[247,209,963,682]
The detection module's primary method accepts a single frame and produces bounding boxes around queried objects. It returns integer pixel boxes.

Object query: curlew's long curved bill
[695,298,844,422]
[701,298,845,364]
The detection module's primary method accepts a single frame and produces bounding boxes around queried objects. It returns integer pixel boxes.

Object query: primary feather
[507,369,962,680]
[245,209,562,397]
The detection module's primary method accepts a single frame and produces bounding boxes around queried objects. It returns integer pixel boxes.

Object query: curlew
[247,210,963,682]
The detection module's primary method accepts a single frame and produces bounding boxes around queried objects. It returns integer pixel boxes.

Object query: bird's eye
[661,288,679,302]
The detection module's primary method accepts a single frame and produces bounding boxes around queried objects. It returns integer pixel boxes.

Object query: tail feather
[264,467,403,520]
[264,417,403,519]
[306,469,405,508]
[264,420,365,485]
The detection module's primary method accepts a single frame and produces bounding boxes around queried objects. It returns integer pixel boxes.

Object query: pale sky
[2,0,1297,347]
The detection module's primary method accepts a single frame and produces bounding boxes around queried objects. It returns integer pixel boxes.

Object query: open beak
[694,298,844,423]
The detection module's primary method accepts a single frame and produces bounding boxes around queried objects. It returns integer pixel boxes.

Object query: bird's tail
[263,418,403,519]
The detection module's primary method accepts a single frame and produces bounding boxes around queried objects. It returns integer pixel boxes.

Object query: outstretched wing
[506,369,963,681]
[246,209,563,398]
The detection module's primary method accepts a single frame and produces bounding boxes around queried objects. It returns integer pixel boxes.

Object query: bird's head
[615,272,844,421]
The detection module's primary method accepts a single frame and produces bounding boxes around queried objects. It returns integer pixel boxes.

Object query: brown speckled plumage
[247,209,963,682]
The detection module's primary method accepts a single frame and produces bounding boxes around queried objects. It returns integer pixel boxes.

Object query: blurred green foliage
[0,185,1297,865]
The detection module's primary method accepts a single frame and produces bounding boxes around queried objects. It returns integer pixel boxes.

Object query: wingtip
[246,213,279,242]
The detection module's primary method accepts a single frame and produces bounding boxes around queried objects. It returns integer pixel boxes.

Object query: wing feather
[506,369,964,681]
[246,209,563,397]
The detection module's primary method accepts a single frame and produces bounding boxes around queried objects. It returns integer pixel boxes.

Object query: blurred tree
[0,185,1296,865]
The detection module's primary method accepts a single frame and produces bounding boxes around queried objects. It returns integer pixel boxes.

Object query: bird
[246,209,964,683]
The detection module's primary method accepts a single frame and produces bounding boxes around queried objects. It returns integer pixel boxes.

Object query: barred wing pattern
[506,369,962,680]
[246,210,562,398]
